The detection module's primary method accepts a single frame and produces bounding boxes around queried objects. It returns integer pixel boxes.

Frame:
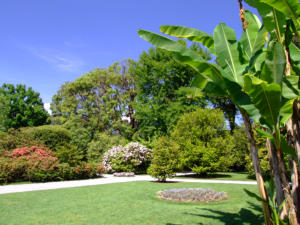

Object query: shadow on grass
[166,201,263,225]
[150,181,181,183]
[176,173,232,179]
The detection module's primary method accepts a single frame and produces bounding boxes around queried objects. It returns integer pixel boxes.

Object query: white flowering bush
[102,142,152,173]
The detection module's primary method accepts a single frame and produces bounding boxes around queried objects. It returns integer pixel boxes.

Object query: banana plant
[138,10,275,225]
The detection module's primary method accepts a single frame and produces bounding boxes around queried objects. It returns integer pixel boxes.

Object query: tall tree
[0,83,49,131]
[132,43,209,140]
[210,96,237,134]
[51,62,135,139]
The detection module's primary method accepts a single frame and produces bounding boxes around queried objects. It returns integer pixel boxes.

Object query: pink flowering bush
[0,146,59,182]
[0,146,106,183]
[102,142,152,173]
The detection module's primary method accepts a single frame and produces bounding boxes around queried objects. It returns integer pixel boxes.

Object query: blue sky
[0,0,256,105]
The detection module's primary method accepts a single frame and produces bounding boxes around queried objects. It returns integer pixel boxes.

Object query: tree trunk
[266,138,287,219]
[291,101,300,170]
[289,156,300,222]
[287,105,300,222]
[275,144,299,225]
[241,111,273,225]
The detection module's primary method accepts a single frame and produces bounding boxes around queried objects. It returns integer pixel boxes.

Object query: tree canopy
[51,62,135,139]
[0,83,49,131]
[132,44,209,140]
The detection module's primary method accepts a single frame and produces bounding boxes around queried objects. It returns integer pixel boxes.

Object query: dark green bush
[52,144,83,166]
[69,126,91,160]
[23,125,83,165]
[147,136,180,182]
[0,128,42,151]
[24,125,71,151]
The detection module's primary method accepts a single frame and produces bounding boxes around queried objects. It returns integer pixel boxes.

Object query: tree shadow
[150,180,182,183]
[165,201,263,225]
[176,173,231,179]
[165,223,183,225]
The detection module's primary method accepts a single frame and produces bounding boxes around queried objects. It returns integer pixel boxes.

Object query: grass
[0,181,263,225]
[176,172,255,181]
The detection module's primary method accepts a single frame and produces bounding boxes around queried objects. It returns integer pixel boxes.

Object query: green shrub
[87,132,127,163]
[227,127,249,171]
[147,136,180,182]
[23,125,84,165]
[0,128,42,151]
[0,157,26,183]
[171,108,228,175]
[23,125,71,151]
[69,126,91,160]
[0,131,7,139]
[54,144,84,166]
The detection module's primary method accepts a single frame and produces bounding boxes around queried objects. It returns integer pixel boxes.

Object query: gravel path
[0,174,257,195]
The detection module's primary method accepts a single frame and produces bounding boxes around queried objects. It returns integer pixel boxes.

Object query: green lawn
[176,172,255,181]
[0,181,263,225]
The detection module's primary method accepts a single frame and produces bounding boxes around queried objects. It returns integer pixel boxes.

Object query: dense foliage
[132,45,208,140]
[0,83,49,131]
[170,108,232,175]
[51,62,135,139]
[147,136,180,181]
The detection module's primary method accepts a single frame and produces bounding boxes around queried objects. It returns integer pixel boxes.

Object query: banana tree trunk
[275,144,299,225]
[291,101,300,171]
[289,156,300,222]
[266,138,287,219]
[241,110,273,225]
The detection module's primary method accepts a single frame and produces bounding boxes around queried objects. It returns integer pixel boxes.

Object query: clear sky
[0,0,256,105]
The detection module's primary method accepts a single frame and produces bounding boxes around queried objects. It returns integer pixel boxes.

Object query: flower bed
[157,188,229,203]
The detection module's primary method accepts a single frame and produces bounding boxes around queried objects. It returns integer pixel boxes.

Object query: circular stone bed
[113,172,135,177]
[157,188,229,203]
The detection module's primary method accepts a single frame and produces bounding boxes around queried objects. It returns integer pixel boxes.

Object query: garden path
[0,174,256,195]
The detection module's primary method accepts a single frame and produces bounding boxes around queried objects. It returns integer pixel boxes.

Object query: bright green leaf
[261,41,286,86]
[160,25,214,51]
[240,11,263,60]
[280,99,294,125]
[282,75,300,99]
[245,0,286,41]
[244,75,281,129]
[260,0,300,30]
[214,23,246,85]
